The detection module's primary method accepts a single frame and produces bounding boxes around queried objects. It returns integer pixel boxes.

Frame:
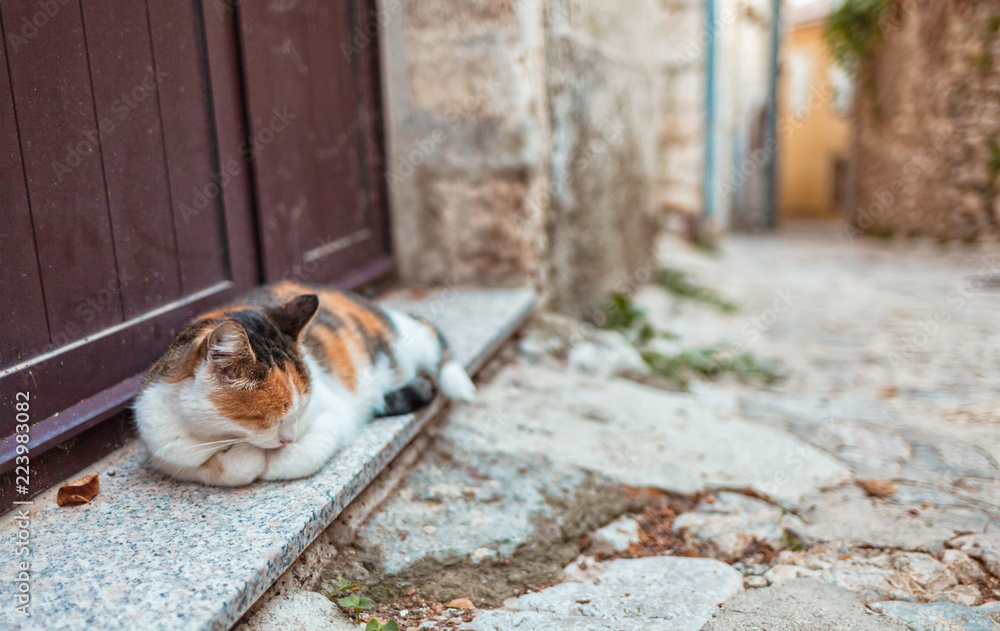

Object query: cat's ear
[268,294,319,339]
[206,320,255,370]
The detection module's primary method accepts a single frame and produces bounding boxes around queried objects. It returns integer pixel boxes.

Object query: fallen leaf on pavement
[57,473,100,506]
[858,478,897,497]
[445,598,474,610]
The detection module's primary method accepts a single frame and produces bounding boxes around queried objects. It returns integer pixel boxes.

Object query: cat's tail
[411,314,476,402]
[439,357,476,402]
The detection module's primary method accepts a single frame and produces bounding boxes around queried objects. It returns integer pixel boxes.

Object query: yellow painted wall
[778,22,851,220]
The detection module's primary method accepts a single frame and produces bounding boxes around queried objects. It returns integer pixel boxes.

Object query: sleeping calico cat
[134,281,476,486]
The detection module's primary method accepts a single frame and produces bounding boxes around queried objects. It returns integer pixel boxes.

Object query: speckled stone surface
[0,288,535,631]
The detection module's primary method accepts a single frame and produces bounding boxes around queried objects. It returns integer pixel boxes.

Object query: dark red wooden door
[0,0,257,481]
[0,0,391,496]
[238,0,392,287]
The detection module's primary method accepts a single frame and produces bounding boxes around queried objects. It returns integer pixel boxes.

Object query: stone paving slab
[445,364,851,507]
[703,578,912,631]
[508,557,743,624]
[869,601,1000,631]
[462,610,679,631]
[358,447,591,575]
[0,288,536,631]
[464,557,743,631]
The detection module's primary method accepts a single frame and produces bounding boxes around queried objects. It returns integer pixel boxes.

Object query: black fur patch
[226,310,308,382]
[377,376,436,417]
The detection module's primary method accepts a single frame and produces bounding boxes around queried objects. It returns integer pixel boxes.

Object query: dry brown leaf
[858,478,897,497]
[57,473,100,507]
[445,597,475,610]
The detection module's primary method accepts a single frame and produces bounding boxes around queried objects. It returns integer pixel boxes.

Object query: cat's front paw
[210,443,267,486]
[262,443,320,481]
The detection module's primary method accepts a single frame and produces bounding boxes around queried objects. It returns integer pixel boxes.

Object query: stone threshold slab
[0,288,536,631]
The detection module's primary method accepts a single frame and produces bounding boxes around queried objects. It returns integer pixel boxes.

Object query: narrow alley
[241,226,1000,631]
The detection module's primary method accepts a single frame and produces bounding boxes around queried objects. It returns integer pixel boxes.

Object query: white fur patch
[440,360,477,401]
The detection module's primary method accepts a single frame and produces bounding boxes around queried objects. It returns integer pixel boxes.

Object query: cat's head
[154,294,320,449]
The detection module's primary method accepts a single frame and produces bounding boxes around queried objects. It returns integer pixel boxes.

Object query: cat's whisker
[175,439,242,454]
[183,442,246,459]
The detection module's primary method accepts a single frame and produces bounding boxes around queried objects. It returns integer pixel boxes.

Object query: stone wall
[657,0,708,221]
[380,0,704,316]
[852,0,1000,239]
[379,0,550,290]
[540,0,663,314]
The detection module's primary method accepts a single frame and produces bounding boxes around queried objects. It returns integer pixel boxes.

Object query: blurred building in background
[705,0,781,232]
[850,0,1000,240]
[380,0,782,316]
[777,0,851,221]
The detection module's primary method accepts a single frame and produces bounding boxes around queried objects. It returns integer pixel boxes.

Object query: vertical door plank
[350,0,392,261]
[199,0,259,291]
[80,0,182,318]
[0,30,49,368]
[237,0,392,287]
[239,1,320,280]
[1,0,123,343]
[147,0,228,293]
[303,2,361,244]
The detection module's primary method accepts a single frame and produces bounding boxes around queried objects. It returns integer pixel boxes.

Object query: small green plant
[824,0,889,71]
[782,529,806,551]
[328,576,372,615]
[365,620,399,631]
[593,293,658,345]
[654,267,738,313]
[641,347,784,389]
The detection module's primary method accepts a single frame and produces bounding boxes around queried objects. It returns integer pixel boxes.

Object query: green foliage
[641,347,785,390]
[654,267,738,313]
[329,576,372,615]
[337,594,373,611]
[366,620,399,631]
[590,280,780,392]
[824,0,889,71]
[593,293,659,345]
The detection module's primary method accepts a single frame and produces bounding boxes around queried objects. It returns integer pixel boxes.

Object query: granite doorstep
[0,288,536,631]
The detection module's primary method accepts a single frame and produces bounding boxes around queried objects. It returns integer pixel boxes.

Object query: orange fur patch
[320,292,391,339]
[287,361,309,395]
[210,369,293,429]
[308,322,360,392]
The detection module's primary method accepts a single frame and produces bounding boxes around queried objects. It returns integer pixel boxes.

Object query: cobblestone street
[243,227,1000,631]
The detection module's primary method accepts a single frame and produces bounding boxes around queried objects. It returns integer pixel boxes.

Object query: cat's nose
[280,437,294,445]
